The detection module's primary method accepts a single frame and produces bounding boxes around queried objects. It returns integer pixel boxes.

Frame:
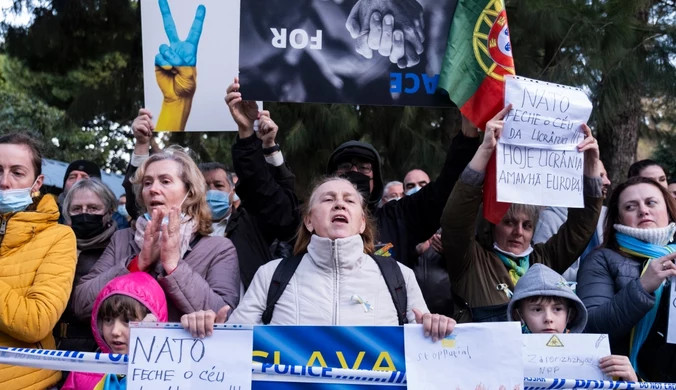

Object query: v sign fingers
[159,0,179,44]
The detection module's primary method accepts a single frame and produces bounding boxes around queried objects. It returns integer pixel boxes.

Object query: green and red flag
[438,0,515,224]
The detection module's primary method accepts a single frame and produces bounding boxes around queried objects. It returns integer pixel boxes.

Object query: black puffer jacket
[577,248,655,354]
[577,247,676,381]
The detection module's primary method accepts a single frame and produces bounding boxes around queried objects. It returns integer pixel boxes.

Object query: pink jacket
[61,272,168,390]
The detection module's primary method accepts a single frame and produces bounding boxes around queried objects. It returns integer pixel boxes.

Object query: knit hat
[63,160,101,187]
[506,263,587,333]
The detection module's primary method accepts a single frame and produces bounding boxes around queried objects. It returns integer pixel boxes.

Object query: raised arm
[379,115,481,248]
[227,78,300,242]
[441,107,510,277]
[0,227,76,343]
[536,124,603,273]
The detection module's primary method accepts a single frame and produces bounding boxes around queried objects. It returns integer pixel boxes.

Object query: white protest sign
[496,76,593,208]
[140,0,261,132]
[523,333,611,380]
[496,143,584,207]
[127,324,253,390]
[501,76,591,150]
[668,277,676,344]
[404,322,523,390]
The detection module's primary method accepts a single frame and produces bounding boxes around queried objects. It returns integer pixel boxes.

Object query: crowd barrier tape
[1,347,675,389]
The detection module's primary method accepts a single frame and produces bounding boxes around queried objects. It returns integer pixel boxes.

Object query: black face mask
[341,171,372,198]
[70,213,107,240]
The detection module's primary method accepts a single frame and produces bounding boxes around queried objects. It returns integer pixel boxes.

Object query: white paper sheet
[127,324,253,390]
[404,322,523,390]
[496,75,593,208]
[523,333,611,380]
[667,277,676,344]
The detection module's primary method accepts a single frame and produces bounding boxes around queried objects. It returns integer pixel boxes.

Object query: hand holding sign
[577,124,600,177]
[154,0,206,131]
[599,355,638,382]
[226,77,260,137]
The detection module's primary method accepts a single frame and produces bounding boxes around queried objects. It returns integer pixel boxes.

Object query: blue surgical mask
[206,190,231,220]
[0,181,37,214]
[117,205,129,218]
[405,186,421,196]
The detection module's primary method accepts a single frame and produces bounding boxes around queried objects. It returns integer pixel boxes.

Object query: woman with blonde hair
[182,177,455,342]
[73,147,240,322]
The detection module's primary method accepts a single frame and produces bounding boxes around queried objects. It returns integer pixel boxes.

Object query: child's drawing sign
[404,322,523,390]
[523,333,610,380]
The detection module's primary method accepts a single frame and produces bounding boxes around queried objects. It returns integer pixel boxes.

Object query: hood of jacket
[506,263,587,333]
[327,141,384,208]
[91,272,168,352]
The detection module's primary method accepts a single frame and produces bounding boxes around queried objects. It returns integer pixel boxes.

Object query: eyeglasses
[336,162,373,175]
[69,204,104,215]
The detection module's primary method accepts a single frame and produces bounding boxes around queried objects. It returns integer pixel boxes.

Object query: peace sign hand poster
[141,0,260,132]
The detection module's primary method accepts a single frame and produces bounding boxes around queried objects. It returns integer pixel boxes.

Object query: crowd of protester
[0,79,675,389]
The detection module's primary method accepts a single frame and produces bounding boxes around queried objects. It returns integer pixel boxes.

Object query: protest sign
[140,0,261,132]
[404,322,523,390]
[501,76,591,150]
[523,334,611,380]
[496,76,592,207]
[127,324,253,390]
[668,277,676,344]
[237,0,457,107]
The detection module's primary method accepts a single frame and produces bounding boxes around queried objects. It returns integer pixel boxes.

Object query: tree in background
[2,0,676,193]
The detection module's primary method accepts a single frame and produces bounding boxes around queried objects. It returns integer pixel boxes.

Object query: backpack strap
[261,254,304,325]
[370,254,408,325]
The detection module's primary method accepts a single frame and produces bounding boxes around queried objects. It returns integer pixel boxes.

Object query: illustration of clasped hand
[154,0,205,131]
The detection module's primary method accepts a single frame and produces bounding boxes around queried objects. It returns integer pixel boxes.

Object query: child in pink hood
[62,273,168,389]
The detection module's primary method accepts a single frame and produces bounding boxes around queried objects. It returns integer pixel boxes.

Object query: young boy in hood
[507,264,638,382]
[62,273,168,389]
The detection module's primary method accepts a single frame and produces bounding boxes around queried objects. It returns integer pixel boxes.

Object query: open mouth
[150,201,165,207]
[332,215,348,224]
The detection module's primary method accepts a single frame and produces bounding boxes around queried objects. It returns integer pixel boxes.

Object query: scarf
[93,374,126,390]
[77,221,117,251]
[493,243,532,285]
[615,227,676,375]
[134,216,197,259]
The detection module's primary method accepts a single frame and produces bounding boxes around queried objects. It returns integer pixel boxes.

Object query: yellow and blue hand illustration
[154,0,206,131]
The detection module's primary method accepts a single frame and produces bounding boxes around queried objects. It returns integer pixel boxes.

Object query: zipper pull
[0,218,7,236]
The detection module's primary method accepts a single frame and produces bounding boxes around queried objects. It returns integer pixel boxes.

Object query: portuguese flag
[438,0,514,224]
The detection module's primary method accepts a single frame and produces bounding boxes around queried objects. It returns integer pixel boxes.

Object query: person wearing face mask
[0,133,77,389]
[577,176,676,382]
[324,118,480,271]
[72,147,240,323]
[378,181,404,207]
[200,162,291,290]
[111,194,131,230]
[441,106,604,323]
[181,178,456,344]
[54,178,118,355]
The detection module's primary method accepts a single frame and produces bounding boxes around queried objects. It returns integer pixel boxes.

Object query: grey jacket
[72,228,240,322]
[506,263,587,333]
[576,248,655,355]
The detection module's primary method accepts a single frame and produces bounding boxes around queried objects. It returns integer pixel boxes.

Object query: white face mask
[406,186,421,196]
[143,192,189,224]
[0,180,37,214]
